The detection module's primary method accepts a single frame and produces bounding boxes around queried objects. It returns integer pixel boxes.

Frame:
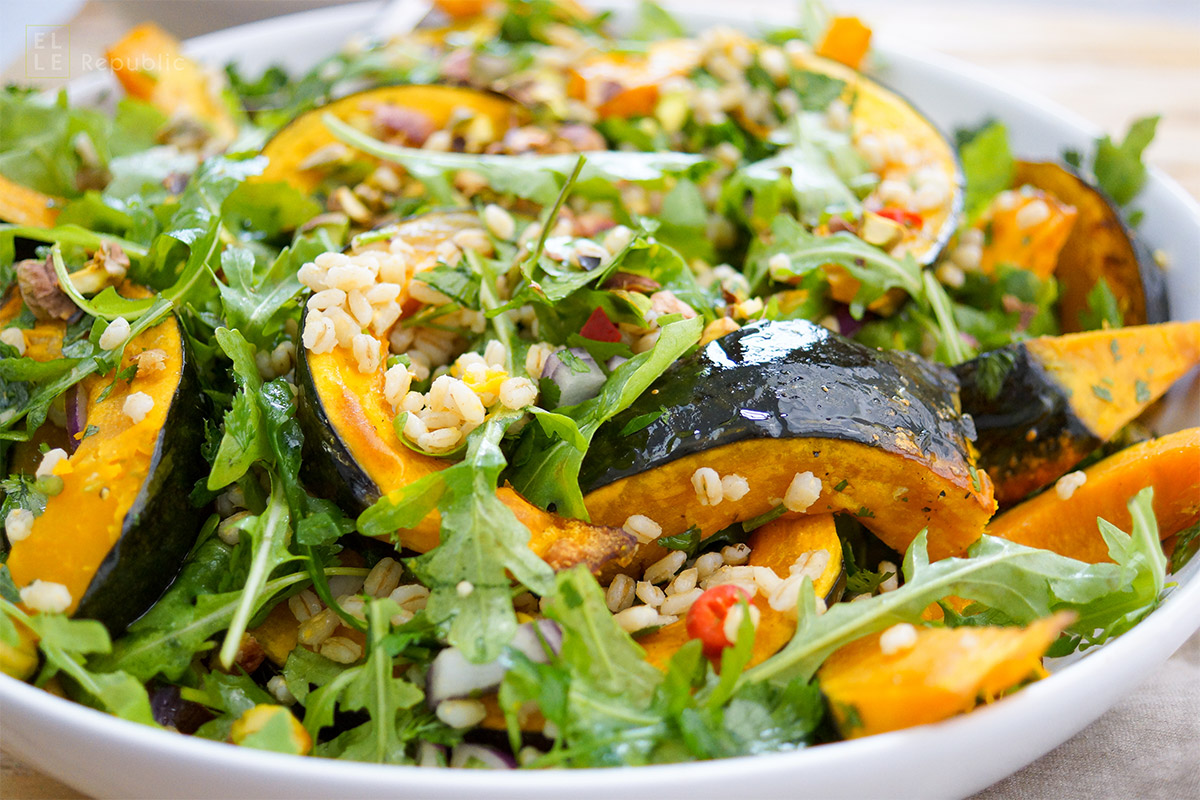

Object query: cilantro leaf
[1093,115,1159,207]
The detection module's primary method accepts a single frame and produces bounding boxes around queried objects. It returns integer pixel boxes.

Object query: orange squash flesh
[567,40,702,119]
[1024,321,1200,442]
[819,612,1073,738]
[815,17,872,70]
[0,174,62,227]
[106,23,237,145]
[637,514,843,670]
[4,290,186,617]
[987,428,1200,563]
[258,85,520,192]
[585,436,996,567]
[1013,161,1160,331]
[791,53,960,271]
[977,188,1078,278]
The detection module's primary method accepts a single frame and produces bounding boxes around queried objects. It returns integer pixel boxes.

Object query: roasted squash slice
[259,85,520,193]
[581,319,995,564]
[988,428,1200,563]
[296,213,636,573]
[957,321,1200,505]
[106,23,237,145]
[819,612,1073,739]
[975,187,1078,278]
[567,39,703,119]
[0,174,62,227]
[1012,161,1168,331]
[794,53,962,269]
[2,288,206,631]
[637,514,844,670]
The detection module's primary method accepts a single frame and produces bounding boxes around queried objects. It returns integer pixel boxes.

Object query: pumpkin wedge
[794,52,962,269]
[1012,161,1168,331]
[582,319,995,564]
[106,23,237,146]
[975,186,1078,278]
[637,514,844,670]
[259,85,520,193]
[957,321,1200,505]
[296,213,636,573]
[987,428,1200,563]
[0,174,61,227]
[2,288,207,632]
[819,612,1073,739]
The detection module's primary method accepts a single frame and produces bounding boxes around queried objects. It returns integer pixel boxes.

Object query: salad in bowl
[1,0,1197,773]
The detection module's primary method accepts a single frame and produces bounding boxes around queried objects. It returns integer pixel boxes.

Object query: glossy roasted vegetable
[0,174,61,227]
[819,613,1073,738]
[797,53,962,270]
[637,514,844,670]
[258,85,520,192]
[2,289,207,632]
[957,321,1200,505]
[1011,161,1168,330]
[106,23,237,145]
[987,428,1200,563]
[975,186,1078,278]
[581,319,995,564]
[296,213,636,572]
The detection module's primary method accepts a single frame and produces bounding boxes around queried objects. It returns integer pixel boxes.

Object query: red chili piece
[876,206,924,228]
[686,584,752,659]
[580,307,622,342]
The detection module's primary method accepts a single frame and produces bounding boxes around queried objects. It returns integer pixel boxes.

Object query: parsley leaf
[1093,115,1159,207]
[958,120,1014,218]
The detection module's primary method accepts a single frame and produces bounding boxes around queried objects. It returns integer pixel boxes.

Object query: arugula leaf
[628,1,686,40]
[508,315,703,518]
[746,488,1167,685]
[749,215,921,313]
[212,232,323,347]
[408,413,555,662]
[1092,115,1159,207]
[323,114,708,206]
[208,328,269,489]
[958,121,1014,218]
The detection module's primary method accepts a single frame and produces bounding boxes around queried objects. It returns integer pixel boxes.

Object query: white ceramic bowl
[4,3,1198,798]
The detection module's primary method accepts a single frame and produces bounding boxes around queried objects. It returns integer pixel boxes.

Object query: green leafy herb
[1078,278,1124,331]
[958,121,1015,218]
[1092,115,1159,207]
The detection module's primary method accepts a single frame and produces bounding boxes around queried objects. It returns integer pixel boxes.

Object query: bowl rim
[4,2,1198,795]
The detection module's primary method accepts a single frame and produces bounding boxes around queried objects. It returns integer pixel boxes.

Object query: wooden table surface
[1,2,1197,798]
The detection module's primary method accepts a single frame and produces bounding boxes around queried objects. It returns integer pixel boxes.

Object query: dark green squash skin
[579,319,977,493]
[75,326,209,633]
[955,345,1098,507]
[293,321,379,516]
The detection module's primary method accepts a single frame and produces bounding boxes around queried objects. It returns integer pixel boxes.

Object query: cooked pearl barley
[877,179,914,209]
[722,543,751,566]
[303,312,337,354]
[783,471,822,513]
[437,698,487,729]
[297,262,328,291]
[268,675,296,705]
[602,225,635,256]
[1015,198,1051,229]
[19,580,72,613]
[752,566,783,597]
[447,379,486,425]
[791,549,831,582]
[419,427,462,452]
[98,317,131,350]
[321,636,364,664]
[484,204,516,240]
[364,557,404,598]
[384,364,413,410]
[297,608,340,646]
[325,264,376,292]
[691,467,723,506]
[878,560,900,593]
[401,391,425,414]
[659,587,703,617]
[605,574,636,613]
[325,307,359,348]
[721,474,750,502]
[614,604,663,634]
[348,290,373,326]
[879,622,919,655]
[635,580,666,608]
[525,343,555,378]
[1055,470,1087,500]
[308,289,346,311]
[622,514,662,545]
[352,334,382,374]
[667,568,698,596]
[484,340,507,367]
[695,551,724,579]
[5,508,34,542]
[0,328,25,356]
[35,448,68,478]
[722,603,760,645]
[643,550,686,585]
[767,574,805,614]
[123,392,155,424]
[288,589,322,623]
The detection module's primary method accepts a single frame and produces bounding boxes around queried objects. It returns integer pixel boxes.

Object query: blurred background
[3,0,1198,196]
